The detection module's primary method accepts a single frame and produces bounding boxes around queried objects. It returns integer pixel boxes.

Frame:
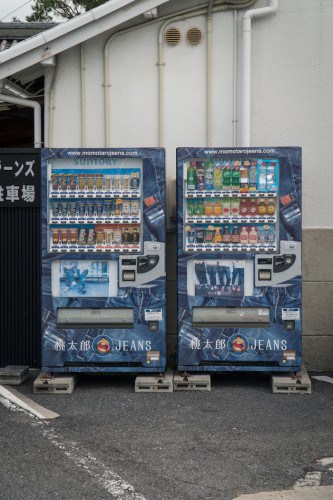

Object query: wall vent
[164,27,181,46]
[186,27,202,45]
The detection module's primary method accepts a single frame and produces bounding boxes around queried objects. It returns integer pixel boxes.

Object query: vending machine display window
[183,158,279,253]
[47,157,143,253]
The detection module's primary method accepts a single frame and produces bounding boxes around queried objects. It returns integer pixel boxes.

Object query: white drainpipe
[0,81,42,148]
[241,0,278,146]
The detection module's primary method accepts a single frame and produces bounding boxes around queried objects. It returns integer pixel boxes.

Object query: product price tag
[282,308,300,320]
[145,309,163,321]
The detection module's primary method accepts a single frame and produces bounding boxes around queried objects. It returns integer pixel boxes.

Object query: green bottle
[187,162,197,190]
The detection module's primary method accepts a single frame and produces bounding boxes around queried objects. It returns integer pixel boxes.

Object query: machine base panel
[271,365,311,394]
[135,372,173,393]
[173,373,211,391]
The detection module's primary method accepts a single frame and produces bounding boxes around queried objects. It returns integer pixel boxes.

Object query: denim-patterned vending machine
[177,147,302,372]
[41,148,166,373]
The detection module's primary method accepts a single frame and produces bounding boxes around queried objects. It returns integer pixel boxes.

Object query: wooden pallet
[271,365,311,394]
[0,365,29,385]
[135,372,173,393]
[173,373,211,391]
[33,372,76,394]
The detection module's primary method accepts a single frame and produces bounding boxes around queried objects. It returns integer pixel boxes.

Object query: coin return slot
[258,269,272,281]
[122,270,136,281]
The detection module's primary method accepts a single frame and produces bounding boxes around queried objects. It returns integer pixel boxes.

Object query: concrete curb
[234,486,333,499]
[0,385,59,420]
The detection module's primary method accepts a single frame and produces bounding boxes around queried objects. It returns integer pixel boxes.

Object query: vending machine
[41,148,166,373]
[177,147,302,372]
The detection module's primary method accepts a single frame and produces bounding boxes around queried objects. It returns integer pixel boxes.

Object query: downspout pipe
[206,0,214,146]
[241,0,278,146]
[0,81,42,148]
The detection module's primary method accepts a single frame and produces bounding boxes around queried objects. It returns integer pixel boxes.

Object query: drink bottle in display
[231,226,240,243]
[205,200,213,216]
[214,227,222,243]
[248,161,257,191]
[240,226,249,244]
[195,227,205,243]
[258,162,267,191]
[132,227,140,243]
[258,226,266,243]
[196,162,205,190]
[213,164,222,190]
[258,198,267,215]
[240,161,250,193]
[230,198,240,217]
[222,163,231,190]
[187,229,196,244]
[187,199,196,216]
[267,198,276,215]
[240,198,249,216]
[249,226,258,244]
[204,162,214,190]
[196,199,205,216]
[249,198,257,216]
[266,162,278,192]
[205,228,214,244]
[223,226,231,243]
[187,162,197,190]
[213,199,222,216]
[222,198,231,217]
[231,161,241,190]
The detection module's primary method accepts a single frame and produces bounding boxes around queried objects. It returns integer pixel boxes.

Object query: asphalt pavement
[0,370,333,500]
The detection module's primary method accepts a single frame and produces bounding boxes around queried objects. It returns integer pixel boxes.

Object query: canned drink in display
[114,199,122,216]
[69,174,77,191]
[78,228,88,244]
[52,228,60,244]
[187,229,196,244]
[60,201,68,216]
[105,174,112,191]
[87,175,95,191]
[130,171,140,189]
[69,201,77,217]
[104,229,113,244]
[87,201,95,217]
[78,200,86,217]
[130,200,139,216]
[132,227,140,243]
[61,229,68,245]
[96,174,104,190]
[60,174,68,191]
[122,173,130,190]
[114,174,121,191]
[113,229,122,244]
[95,201,103,217]
[52,201,59,217]
[51,174,59,190]
[87,229,96,245]
[104,200,112,216]
[96,229,104,244]
[69,228,78,244]
[78,174,86,191]
[122,200,131,216]
[195,227,205,243]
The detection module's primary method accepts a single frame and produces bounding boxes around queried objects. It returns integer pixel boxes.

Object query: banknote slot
[192,307,270,328]
[57,307,134,328]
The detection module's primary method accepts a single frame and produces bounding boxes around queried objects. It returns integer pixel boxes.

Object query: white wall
[51,0,333,228]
